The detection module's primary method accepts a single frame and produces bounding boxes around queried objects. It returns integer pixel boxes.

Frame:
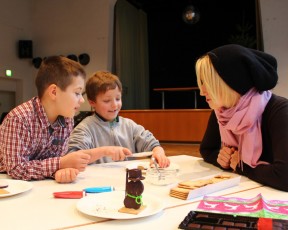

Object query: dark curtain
[113,0,149,109]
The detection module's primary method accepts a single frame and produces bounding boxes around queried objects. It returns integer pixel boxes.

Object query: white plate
[0,179,33,198]
[76,191,164,219]
[130,151,153,158]
[126,161,180,171]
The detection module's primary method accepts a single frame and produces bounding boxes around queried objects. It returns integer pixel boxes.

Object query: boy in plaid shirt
[0,56,91,183]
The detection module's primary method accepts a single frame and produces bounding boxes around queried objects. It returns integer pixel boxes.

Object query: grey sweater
[68,113,160,163]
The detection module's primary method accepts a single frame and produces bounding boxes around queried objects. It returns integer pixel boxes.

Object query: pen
[53,191,85,199]
[84,186,114,193]
[53,186,114,199]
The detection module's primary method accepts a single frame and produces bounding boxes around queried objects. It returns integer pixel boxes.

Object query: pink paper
[197,193,288,220]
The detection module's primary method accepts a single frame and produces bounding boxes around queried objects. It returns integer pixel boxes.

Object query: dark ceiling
[122,0,260,109]
[126,0,188,12]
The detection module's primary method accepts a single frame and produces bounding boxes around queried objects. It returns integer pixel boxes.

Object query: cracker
[169,186,190,199]
[210,178,225,183]
[170,192,188,198]
[170,187,191,193]
[169,193,188,200]
[118,205,146,215]
[170,192,187,196]
[214,174,231,179]
[137,165,146,170]
[177,185,198,190]
[178,179,212,188]
[0,189,9,195]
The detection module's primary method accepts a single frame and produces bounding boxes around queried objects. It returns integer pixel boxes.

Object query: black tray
[178,211,288,229]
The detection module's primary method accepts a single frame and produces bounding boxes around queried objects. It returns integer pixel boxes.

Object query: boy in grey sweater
[68,71,170,167]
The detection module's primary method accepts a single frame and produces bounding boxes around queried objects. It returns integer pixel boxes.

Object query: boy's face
[55,75,85,118]
[89,86,122,122]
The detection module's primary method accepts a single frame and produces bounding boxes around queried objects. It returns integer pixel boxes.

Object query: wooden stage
[119,109,212,142]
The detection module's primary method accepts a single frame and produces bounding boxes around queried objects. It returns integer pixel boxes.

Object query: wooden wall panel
[119,109,212,142]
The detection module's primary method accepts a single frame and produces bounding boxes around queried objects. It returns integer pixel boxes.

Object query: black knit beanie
[207,44,278,95]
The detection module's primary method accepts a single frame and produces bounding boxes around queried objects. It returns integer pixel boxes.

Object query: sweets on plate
[118,169,146,215]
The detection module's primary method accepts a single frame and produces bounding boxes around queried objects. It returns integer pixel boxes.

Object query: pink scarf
[215,88,272,168]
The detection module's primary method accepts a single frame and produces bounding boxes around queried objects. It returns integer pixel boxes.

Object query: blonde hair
[195,55,240,108]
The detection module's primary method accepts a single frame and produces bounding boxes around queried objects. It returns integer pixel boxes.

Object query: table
[153,87,199,109]
[0,155,286,230]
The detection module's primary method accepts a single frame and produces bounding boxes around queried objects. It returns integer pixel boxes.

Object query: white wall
[0,0,287,112]
[0,0,34,102]
[0,0,117,111]
[260,0,288,98]
[30,0,117,111]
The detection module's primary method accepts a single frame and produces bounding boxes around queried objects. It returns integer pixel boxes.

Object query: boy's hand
[60,151,91,171]
[54,168,79,183]
[104,146,132,161]
[82,147,132,163]
[151,146,170,168]
[217,146,235,169]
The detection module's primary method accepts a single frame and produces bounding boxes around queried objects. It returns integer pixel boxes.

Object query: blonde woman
[195,44,288,191]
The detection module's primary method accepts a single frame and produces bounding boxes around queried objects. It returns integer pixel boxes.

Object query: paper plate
[0,179,33,198]
[77,191,164,219]
[130,152,153,158]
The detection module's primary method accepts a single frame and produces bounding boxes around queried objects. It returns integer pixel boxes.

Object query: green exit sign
[6,70,12,77]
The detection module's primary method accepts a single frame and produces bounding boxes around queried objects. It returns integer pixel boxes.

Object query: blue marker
[84,186,114,193]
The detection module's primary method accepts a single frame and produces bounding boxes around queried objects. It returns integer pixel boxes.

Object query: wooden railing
[119,109,212,142]
[153,87,199,109]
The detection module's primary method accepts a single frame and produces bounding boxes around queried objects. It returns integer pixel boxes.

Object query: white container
[146,168,178,186]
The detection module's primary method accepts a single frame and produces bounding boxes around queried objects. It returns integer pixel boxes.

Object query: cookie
[137,165,146,171]
[0,189,9,195]
[214,174,231,179]
[118,205,146,215]
[170,187,191,193]
[178,179,212,188]
[169,193,188,200]
[169,186,191,199]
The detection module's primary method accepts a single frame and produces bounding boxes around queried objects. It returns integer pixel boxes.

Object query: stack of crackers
[169,174,231,200]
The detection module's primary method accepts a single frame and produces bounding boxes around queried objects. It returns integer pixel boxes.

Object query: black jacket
[200,94,288,191]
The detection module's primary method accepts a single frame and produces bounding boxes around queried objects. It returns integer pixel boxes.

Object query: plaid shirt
[0,97,73,180]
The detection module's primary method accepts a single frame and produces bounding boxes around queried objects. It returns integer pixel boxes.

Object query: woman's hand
[54,168,79,183]
[217,146,235,169]
[230,150,240,171]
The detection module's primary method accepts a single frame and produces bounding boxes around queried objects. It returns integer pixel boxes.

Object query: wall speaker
[67,54,78,62]
[18,40,33,59]
[79,53,90,65]
[32,57,42,69]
